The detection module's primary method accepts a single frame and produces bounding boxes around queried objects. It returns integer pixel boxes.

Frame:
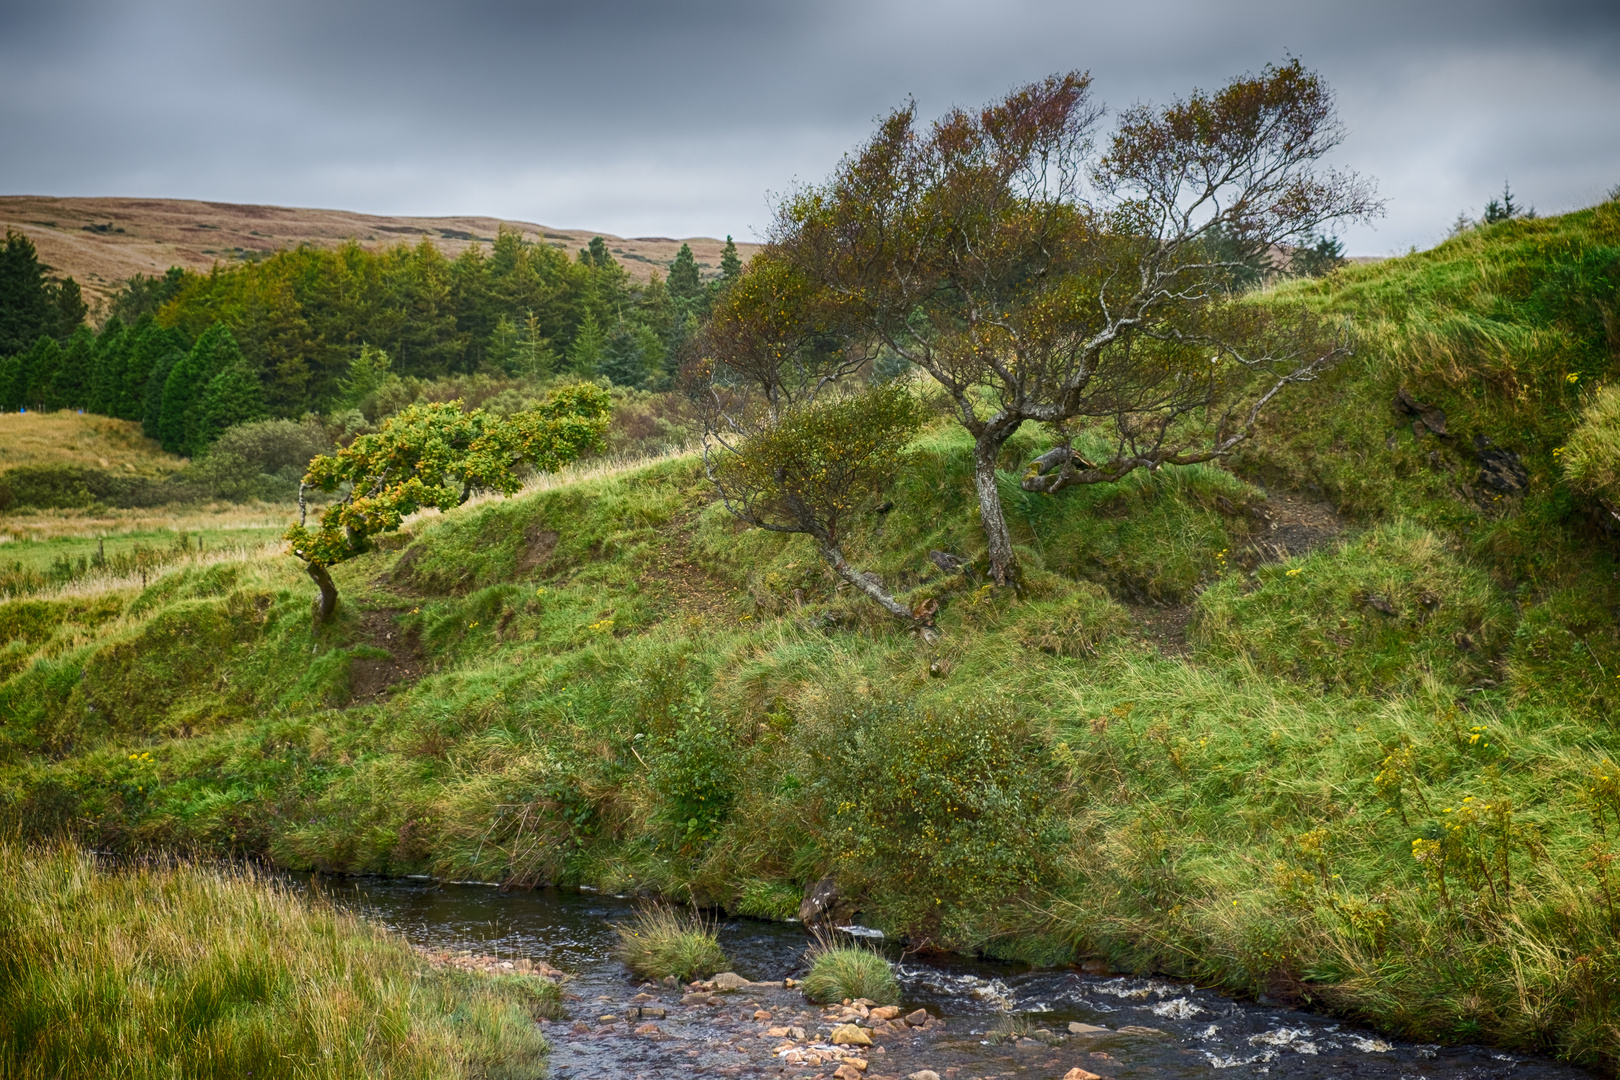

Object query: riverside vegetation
[3,164,1620,1080]
[0,840,557,1079]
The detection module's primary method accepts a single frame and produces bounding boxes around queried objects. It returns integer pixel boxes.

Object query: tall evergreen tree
[0,230,57,356]
[18,336,63,411]
[159,323,240,453]
[719,236,743,284]
[89,317,129,414]
[52,277,87,338]
[667,243,703,309]
[50,325,95,409]
[134,316,187,432]
[192,357,268,451]
[566,310,604,377]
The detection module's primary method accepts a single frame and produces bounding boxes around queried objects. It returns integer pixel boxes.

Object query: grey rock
[799,875,841,925]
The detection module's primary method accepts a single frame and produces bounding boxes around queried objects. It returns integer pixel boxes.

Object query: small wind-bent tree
[706,381,926,620]
[694,263,926,620]
[286,383,610,624]
[769,60,1381,586]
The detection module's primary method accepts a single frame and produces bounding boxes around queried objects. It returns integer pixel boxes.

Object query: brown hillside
[0,195,760,307]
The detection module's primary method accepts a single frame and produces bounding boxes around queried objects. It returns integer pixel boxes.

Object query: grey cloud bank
[2,0,1617,254]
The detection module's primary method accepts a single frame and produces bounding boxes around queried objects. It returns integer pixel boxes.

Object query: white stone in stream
[905,1071,941,1080]
[1063,1069,1103,1080]
[710,972,750,990]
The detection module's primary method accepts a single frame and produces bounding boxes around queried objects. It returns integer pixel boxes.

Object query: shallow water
[316,877,1593,1080]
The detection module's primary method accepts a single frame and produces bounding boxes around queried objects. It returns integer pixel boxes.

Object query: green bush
[180,416,335,501]
[646,700,738,850]
[808,700,1056,944]
[612,905,728,982]
[0,464,170,511]
[800,937,898,1005]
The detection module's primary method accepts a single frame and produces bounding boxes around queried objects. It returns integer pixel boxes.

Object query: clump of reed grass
[800,928,899,1005]
[0,840,550,1080]
[612,904,729,982]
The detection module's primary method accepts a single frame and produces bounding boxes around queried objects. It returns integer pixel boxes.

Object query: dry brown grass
[2,195,759,306]
[0,410,184,474]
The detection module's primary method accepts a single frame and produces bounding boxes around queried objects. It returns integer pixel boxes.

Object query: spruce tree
[599,321,648,387]
[50,325,95,409]
[18,336,62,411]
[566,310,604,377]
[159,323,239,453]
[719,236,743,284]
[52,277,88,338]
[192,357,268,451]
[135,317,186,434]
[89,317,128,414]
[0,230,57,356]
[668,243,702,308]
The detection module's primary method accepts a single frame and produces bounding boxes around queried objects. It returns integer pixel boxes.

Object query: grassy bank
[1,204,1618,1067]
[0,841,554,1078]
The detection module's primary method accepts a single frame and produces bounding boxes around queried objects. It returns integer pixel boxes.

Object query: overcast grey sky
[2,0,1617,255]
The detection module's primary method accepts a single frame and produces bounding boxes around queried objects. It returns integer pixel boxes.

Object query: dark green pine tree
[159,322,239,453]
[719,236,743,284]
[50,325,96,409]
[52,277,88,339]
[18,336,63,410]
[135,316,187,433]
[667,243,703,310]
[191,357,268,451]
[89,317,128,414]
[0,230,58,356]
[566,310,605,377]
[599,321,647,387]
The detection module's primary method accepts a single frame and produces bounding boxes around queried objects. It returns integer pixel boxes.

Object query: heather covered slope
[3,203,1620,1066]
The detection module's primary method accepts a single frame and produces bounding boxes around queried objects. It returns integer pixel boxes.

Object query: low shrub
[800,934,898,1005]
[612,905,728,982]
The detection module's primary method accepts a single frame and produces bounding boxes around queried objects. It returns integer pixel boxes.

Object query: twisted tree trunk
[305,562,338,625]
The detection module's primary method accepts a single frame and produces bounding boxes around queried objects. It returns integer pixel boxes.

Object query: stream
[314,877,1594,1080]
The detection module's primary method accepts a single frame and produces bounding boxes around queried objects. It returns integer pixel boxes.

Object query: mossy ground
[3,205,1620,1067]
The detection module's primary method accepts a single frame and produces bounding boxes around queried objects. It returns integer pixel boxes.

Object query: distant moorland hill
[0,195,759,305]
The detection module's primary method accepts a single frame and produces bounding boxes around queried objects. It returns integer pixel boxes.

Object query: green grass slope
[3,203,1620,1066]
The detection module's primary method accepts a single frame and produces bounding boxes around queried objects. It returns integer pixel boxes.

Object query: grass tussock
[800,933,898,1006]
[0,840,552,1079]
[612,905,729,982]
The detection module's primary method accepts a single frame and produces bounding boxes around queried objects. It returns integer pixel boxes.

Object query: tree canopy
[736,60,1379,585]
[286,382,612,622]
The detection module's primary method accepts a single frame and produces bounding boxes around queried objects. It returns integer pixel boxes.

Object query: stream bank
[313,877,1594,1080]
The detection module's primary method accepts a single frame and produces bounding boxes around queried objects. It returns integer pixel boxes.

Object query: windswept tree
[765,60,1380,585]
[695,261,927,620]
[287,383,611,623]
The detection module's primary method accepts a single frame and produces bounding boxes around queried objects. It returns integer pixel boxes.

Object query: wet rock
[569,1020,591,1035]
[633,1022,660,1035]
[906,1071,942,1080]
[1063,1069,1104,1080]
[834,1064,864,1079]
[832,1023,874,1046]
[766,1026,790,1037]
[869,1005,901,1020]
[681,993,722,1006]
[1117,1024,1167,1036]
[799,875,843,925]
[625,1005,665,1020]
[904,1009,930,1027]
[1069,1022,1111,1035]
[710,971,751,990]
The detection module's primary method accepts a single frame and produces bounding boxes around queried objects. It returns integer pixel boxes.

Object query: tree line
[0,224,743,455]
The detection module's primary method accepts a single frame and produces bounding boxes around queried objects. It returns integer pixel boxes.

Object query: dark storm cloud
[2,0,1618,251]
